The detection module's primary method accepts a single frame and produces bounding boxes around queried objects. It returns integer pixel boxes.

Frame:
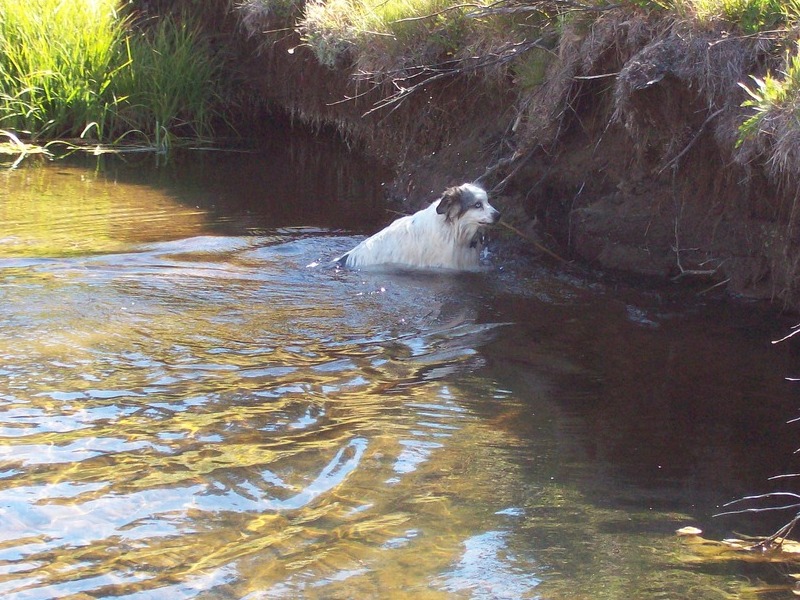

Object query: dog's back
[338,183,500,270]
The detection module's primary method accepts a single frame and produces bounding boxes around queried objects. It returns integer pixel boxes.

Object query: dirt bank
[227,4,798,308]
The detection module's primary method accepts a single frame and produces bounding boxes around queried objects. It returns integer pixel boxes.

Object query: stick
[499,221,570,264]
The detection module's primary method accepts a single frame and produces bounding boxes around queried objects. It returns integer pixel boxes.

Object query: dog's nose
[492,210,502,223]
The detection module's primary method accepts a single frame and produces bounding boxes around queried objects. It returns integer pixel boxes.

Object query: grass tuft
[115,15,224,141]
[677,0,800,32]
[0,0,128,139]
[738,43,800,146]
[0,0,225,147]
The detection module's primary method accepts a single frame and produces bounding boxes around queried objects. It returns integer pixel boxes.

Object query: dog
[336,183,501,270]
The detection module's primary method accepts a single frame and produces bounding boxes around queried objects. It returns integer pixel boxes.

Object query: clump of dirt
[231,3,800,308]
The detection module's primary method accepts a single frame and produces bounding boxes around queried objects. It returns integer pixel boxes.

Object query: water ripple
[0,228,522,598]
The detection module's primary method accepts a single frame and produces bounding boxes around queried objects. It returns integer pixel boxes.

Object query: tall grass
[0,0,224,146]
[0,0,128,139]
[114,16,224,144]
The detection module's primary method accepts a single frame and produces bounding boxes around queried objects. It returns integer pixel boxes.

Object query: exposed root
[356,38,548,118]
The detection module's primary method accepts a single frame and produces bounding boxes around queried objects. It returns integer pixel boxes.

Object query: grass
[609,0,800,150]
[0,129,51,168]
[680,0,800,32]
[0,0,128,140]
[113,15,225,146]
[2,0,798,155]
[736,42,800,177]
[738,49,800,141]
[0,0,225,150]
[293,0,800,153]
[298,0,800,65]
[301,0,494,67]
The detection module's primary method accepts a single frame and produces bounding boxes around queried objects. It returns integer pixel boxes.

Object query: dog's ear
[435,187,462,220]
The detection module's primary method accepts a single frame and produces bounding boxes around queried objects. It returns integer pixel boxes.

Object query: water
[2,132,800,599]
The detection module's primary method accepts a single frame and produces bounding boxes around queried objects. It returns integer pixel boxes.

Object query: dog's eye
[473,201,482,209]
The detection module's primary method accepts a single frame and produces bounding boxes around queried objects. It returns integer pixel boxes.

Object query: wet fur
[338,183,501,270]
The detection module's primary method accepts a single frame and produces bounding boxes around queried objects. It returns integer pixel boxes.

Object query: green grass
[682,0,795,32]
[0,0,128,139]
[113,15,225,146]
[298,0,800,69]
[738,43,800,144]
[4,0,796,152]
[0,0,225,148]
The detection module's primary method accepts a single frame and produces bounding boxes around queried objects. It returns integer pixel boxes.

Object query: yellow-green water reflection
[2,155,800,599]
[0,164,208,257]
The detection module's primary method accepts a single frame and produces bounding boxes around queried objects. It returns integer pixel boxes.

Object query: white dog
[336,183,501,270]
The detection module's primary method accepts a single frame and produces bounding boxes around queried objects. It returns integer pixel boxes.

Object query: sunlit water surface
[2,135,800,599]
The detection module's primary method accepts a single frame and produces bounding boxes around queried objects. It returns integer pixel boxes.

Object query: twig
[697,278,730,295]
[773,323,800,344]
[723,492,800,506]
[715,492,800,520]
[657,108,725,175]
[499,220,570,264]
[493,152,534,192]
[670,194,723,280]
[391,2,495,23]
[360,38,546,117]
[759,515,800,549]
[574,72,620,80]
[715,503,800,518]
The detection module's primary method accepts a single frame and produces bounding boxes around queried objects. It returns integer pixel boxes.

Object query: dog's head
[435,183,501,228]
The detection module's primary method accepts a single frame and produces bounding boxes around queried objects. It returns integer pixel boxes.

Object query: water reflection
[1,148,800,599]
[439,530,542,598]
[0,155,527,598]
[0,164,208,256]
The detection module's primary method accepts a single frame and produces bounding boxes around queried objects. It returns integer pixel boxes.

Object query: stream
[2,128,800,599]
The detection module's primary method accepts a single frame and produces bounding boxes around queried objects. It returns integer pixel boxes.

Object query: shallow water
[2,133,800,599]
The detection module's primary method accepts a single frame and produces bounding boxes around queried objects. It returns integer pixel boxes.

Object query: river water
[2,130,800,599]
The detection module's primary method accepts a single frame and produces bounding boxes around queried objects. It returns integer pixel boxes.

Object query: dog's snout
[491,209,501,223]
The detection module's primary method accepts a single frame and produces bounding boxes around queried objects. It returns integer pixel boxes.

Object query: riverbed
[2,130,800,599]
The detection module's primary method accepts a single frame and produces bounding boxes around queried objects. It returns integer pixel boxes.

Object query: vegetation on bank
[0,0,225,154]
[244,0,800,159]
[293,0,800,71]
[3,0,798,158]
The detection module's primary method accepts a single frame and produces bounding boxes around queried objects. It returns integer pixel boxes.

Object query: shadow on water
[2,130,800,598]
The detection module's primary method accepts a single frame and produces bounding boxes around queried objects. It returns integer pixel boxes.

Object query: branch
[714,492,800,518]
[670,217,724,280]
[468,0,623,18]
[359,38,547,117]
[722,492,800,507]
[391,2,498,23]
[715,499,800,518]
[657,107,725,175]
[772,323,800,344]
[499,220,571,264]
